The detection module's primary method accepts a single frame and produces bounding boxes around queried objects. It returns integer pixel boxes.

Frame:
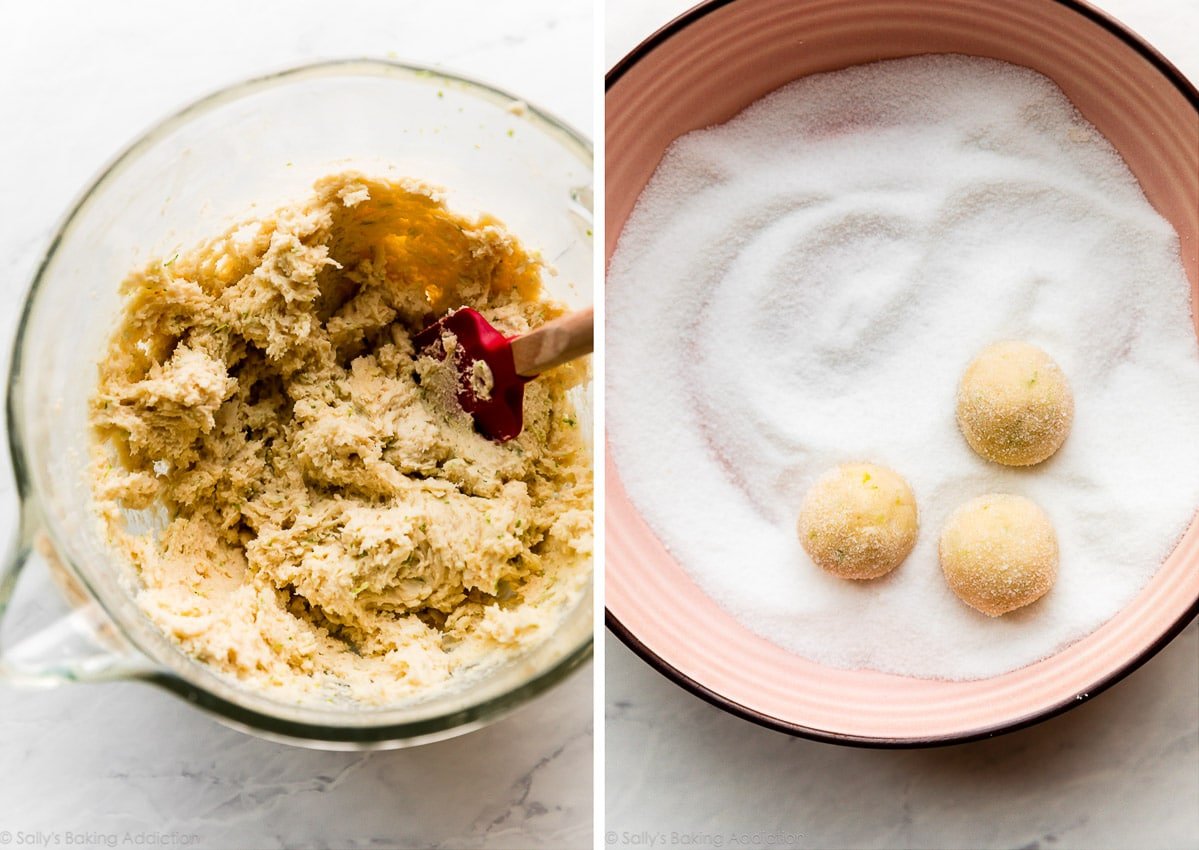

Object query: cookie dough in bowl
[604,0,1199,746]
[90,173,593,705]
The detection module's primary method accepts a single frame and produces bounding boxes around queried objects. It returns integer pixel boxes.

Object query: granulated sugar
[606,55,1199,679]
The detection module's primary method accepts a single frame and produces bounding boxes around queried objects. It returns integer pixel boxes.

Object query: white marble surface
[605,1,1199,848]
[606,627,1198,850]
[0,2,592,848]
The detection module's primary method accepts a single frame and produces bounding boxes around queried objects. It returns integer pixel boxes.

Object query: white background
[604,1,1199,849]
[2,1,1197,848]
[0,2,593,849]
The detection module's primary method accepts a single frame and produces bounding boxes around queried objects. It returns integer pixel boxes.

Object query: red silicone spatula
[413,306,593,441]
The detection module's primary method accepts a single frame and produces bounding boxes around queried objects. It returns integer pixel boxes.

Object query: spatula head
[413,307,528,441]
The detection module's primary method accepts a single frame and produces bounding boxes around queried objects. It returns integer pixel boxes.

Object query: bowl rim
[604,0,1199,748]
[6,58,594,748]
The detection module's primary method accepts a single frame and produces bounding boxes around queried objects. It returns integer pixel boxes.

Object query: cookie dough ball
[956,341,1073,466]
[939,494,1058,617]
[798,463,918,580]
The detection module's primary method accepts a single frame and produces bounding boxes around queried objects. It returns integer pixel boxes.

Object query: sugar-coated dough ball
[798,463,918,580]
[939,494,1058,617]
[956,341,1073,466]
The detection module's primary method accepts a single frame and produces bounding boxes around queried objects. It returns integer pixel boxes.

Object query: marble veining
[0,1,592,848]
[606,626,1198,850]
[604,2,1198,848]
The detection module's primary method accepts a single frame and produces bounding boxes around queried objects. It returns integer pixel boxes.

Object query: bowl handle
[0,502,156,685]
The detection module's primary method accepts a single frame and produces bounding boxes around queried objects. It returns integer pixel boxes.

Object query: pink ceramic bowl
[606,0,1199,745]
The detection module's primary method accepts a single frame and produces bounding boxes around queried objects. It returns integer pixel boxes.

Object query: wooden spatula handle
[510,306,594,377]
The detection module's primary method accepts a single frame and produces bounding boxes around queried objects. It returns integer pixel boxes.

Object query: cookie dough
[939,494,1057,616]
[90,173,592,704]
[956,341,1073,466]
[797,462,919,580]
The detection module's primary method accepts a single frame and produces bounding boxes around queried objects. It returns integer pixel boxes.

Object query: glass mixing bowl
[1,60,593,749]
